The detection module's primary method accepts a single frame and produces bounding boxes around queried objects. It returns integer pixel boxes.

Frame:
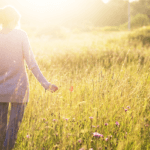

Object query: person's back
[0,5,58,150]
[0,29,29,103]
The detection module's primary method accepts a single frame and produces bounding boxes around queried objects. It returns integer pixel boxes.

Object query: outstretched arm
[22,31,52,91]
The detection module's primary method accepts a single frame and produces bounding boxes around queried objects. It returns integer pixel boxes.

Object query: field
[11,28,150,150]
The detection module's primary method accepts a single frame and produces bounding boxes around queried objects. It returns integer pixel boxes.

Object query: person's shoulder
[14,29,28,36]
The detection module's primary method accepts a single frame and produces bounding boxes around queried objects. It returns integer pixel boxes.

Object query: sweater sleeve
[22,31,51,90]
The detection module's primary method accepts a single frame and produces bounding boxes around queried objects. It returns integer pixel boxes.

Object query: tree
[131,0,150,17]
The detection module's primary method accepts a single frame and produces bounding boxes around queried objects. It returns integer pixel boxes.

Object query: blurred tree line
[63,0,150,28]
[0,0,150,27]
[131,0,150,17]
[80,0,150,27]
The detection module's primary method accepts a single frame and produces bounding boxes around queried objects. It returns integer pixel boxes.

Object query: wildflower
[92,125,95,128]
[89,117,93,120]
[66,118,69,121]
[56,133,58,136]
[93,132,102,138]
[145,124,149,127]
[105,138,108,141]
[97,133,101,137]
[127,106,130,109]
[78,140,81,143]
[115,121,119,126]
[73,118,75,121]
[93,132,98,137]
[97,125,100,128]
[89,148,93,150]
[93,132,100,137]
[26,135,30,138]
[125,109,128,112]
[100,134,103,138]
[43,118,46,121]
[69,86,73,92]
[53,119,56,122]
[79,148,84,150]
[105,123,108,126]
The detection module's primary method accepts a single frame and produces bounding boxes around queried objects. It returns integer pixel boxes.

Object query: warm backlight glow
[102,0,110,3]
[25,0,69,7]
[21,0,83,23]
[14,0,138,25]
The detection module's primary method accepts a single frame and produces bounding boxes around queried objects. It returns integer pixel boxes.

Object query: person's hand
[48,84,58,93]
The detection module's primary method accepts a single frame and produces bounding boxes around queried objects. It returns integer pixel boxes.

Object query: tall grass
[12,30,150,150]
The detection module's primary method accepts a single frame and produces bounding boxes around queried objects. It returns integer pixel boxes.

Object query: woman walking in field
[0,5,58,150]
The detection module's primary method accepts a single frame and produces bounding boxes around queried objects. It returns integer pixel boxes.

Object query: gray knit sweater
[0,29,51,103]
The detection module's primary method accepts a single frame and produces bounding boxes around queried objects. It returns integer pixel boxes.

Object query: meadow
[11,27,150,150]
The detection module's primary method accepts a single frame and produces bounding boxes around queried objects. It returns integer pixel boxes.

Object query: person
[0,5,58,150]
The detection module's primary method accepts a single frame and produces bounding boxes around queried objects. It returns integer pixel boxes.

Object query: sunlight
[20,0,88,24]
[25,0,69,7]
[22,0,78,20]
[22,0,74,16]
[19,0,137,25]
[102,0,110,3]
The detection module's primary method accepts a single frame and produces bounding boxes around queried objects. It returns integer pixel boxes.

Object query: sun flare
[19,0,113,25]
[25,0,69,7]
[21,0,88,24]
[102,0,110,3]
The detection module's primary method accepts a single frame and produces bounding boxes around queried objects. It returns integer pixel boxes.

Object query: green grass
[127,26,150,47]
[11,30,150,150]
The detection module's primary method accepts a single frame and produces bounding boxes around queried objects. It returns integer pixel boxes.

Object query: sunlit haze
[0,0,140,27]
[102,0,110,3]
[18,0,90,25]
[18,0,137,23]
